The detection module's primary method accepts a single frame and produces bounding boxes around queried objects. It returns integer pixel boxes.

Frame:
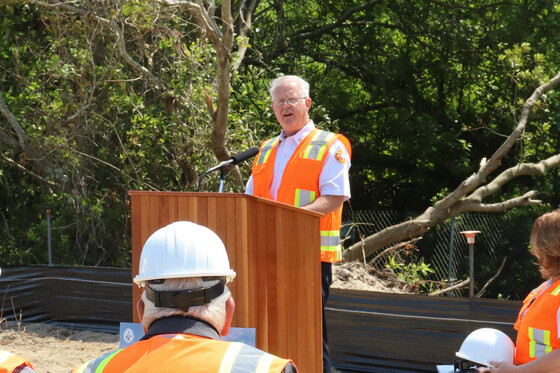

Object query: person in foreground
[0,351,35,373]
[71,221,297,373]
[478,209,560,373]
[246,75,351,373]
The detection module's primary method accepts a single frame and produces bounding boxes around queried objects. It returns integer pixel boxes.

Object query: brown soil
[0,321,118,373]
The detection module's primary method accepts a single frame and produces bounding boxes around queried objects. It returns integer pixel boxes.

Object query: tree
[0,1,265,265]
[244,0,560,213]
[1,0,559,269]
[343,71,560,261]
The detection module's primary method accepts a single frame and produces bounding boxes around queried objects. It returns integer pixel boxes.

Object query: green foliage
[1,0,559,274]
[0,1,264,266]
[248,0,560,215]
[386,253,436,293]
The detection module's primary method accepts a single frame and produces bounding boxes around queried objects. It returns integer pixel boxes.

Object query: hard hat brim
[455,352,490,368]
[133,270,236,285]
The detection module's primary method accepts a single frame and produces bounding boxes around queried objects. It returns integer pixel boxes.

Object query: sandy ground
[0,262,411,373]
[0,322,119,373]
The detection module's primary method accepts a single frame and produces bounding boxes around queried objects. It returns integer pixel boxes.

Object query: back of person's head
[134,221,236,331]
[269,75,310,98]
[141,277,231,332]
[530,209,560,279]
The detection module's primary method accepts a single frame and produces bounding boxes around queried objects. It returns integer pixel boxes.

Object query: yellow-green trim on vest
[302,131,335,160]
[294,189,316,207]
[528,327,553,359]
[255,137,280,166]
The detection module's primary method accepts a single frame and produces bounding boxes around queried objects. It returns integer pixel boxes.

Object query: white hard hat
[455,328,515,367]
[133,221,236,286]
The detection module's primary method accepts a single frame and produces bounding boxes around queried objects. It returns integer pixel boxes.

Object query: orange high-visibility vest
[514,278,560,365]
[0,351,34,373]
[71,334,295,373]
[252,128,351,263]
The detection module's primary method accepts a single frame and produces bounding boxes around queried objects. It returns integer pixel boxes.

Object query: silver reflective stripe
[231,344,270,373]
[305,131,331,159]
[297,189,315,206]
[531,328,552,357]
[256,137,279,165]
[321,233,341,247]
[219,342,276,373]
[77,350,120,373]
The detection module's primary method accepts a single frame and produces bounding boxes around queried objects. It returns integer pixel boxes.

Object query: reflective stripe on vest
[72,350,122,373]
[294,189,316,207]
[321,230,341,254]
[220,342,279,373]
[255,137,280,166]
[302,131,335,160]
[529,327,553,358]
[72,338,290,373]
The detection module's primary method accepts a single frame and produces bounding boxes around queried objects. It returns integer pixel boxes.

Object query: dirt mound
[332,261,414,293]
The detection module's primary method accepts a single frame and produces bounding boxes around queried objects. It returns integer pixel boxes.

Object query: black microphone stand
[219,168,227,193]
[197,163,232,192]
[197,147,259,192]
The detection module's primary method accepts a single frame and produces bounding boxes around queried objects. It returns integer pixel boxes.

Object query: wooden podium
[129,191,323,372]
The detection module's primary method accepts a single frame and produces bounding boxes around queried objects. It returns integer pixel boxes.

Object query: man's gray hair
[269,75,310,99]
[141,277,231,333]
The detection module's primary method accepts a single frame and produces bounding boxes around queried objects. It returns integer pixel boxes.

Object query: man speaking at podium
[245,75,351,373]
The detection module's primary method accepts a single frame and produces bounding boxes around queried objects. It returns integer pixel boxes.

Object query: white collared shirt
[245,121,351,201]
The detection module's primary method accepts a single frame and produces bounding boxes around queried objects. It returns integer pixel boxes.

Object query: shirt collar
[280,121,315,144]
[141,315,221,341]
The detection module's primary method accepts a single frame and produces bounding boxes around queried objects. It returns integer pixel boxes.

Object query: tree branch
[429,278,470,296]
[0,93,27,150]
[0,152,56,187]
[476,256,507,298]
[293,1,382,41]
[343,71,560,262]
[470,154,560,200]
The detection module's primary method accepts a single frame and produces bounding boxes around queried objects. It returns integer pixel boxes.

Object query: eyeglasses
[272,97,306,107]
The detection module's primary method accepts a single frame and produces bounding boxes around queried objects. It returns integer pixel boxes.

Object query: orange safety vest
[0,351,34,373]
[71,334,295,373]
[251,128,351,263]
[514,278,560,365]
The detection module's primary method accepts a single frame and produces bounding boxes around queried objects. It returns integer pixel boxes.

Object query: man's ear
[136,299,147,333]
[221,296,235,337]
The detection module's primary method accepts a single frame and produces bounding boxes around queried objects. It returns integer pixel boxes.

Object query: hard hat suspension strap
[145,278,226,312]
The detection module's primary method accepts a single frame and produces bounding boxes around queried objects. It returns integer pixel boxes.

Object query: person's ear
[136,299,147,333]
[221,296,235,337]
[305,97,312,109]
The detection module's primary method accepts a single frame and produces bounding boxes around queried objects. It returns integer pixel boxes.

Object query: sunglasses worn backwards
[273,97,306,107]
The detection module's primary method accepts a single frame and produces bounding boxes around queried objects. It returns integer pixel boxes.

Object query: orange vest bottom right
[514,278,560,365]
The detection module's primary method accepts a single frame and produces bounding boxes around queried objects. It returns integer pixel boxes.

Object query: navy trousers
[322,261,333,373]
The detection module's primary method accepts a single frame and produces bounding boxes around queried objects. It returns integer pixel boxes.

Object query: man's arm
[301,195,345,215]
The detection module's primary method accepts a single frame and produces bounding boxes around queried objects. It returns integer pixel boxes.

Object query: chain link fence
[342,209,542,300]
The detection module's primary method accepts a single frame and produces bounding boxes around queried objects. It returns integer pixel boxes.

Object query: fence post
[447,216,456,282]
[47,210,52,266]
[460,230,481,297]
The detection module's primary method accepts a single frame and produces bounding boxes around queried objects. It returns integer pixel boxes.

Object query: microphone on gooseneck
[197,147,260,191]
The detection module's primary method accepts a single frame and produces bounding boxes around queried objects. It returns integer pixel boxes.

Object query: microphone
[204,147,259,173]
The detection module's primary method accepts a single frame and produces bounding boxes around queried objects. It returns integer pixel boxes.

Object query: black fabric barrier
[0,266,133,333]
[1,266,523,372]
[326,288,522,372]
